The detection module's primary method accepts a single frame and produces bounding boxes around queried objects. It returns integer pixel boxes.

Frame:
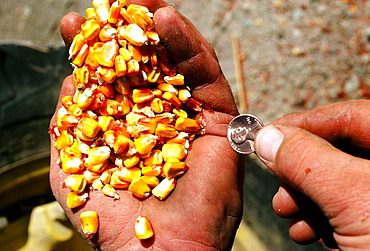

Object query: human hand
[50,0,242,250]
[255,100,370,250]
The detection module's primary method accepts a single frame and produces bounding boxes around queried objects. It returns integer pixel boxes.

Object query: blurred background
[0,0,369,250]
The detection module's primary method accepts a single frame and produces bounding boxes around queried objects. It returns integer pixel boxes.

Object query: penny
[227,114,264,154]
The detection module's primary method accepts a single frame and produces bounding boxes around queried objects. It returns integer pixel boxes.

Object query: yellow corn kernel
[134,134,156,155]
[67,191,88,209]
[147,67,161,83]
[65,175,87,193]
[115,55,127,77]
[84,158,108,173]
[147,30,160,45]
[175,117,201,132]
[61,96,74,109]
[157,82,178,94]
[71,140,90,155]
[129,178,151,198]
[113,134,131,154]
[119,47,132,61]
[141,176,159,188]
[101,184,120,199]
[61,147,83,161]
[152,178,176,200]
[126,59,140,76]
[81,19,101,40]
[127,43,142,62]
[173,108,188,118]
[72,43,89,67]
[99,25,117,42]
[141,164,162,177]
[95,40,119,67]
[119,7,133,24]
[76,88,94,110]
[166,132,188,144]
[85,7,97,20]
[103,130,117,148]
[135,216,154,240]
[178,89,192,103]
[98,99,121,116]
[149,97,163,114]
[118,167,141,182]
[133,9,154,30]
[136,117,157,134]
[73,67,89,89]
[69,33,85,59]
[77,117,100,139]
[62,156,84,174]
[123,24,148,46]
[163,161,188,179]
[115,77,130,95]
[125,111,146,126]
[53,130,74,150]
[80,211,99,239]
[92,178,104,190]
[155,123,177,138]
[92,0,110,23]
[98,115,115,132]
[97,66,117,84]
[83,170,100,184]
[121,154,140,168]
[68,104,83,117]
[155,113,175,124]
[118,94,133,115]
[74,128,95,142]
[143,149,163,166]
[88,146,111,165]
[100,171,112,184]
[108,1,121,24]
[132,89,153,103]
[164,74,185,85]
[162,92,182,107]
[162,143,186,161]
[110,170,130,189]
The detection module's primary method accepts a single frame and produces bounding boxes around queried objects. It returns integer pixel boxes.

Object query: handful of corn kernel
[52,0,204,241]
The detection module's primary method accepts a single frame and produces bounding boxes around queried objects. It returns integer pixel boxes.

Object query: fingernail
[255,125,284,163]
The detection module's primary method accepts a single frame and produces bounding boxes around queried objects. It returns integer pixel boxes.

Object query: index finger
[273,100,370,156]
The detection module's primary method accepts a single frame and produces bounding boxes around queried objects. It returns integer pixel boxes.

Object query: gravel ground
[0,0,369,250]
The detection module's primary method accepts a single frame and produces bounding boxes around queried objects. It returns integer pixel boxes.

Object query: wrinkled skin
[50,0,243,250]
[255,100,370,250]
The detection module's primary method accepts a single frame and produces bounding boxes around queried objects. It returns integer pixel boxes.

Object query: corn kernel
[141,164,162,177]
[92,178,104,190]
[108,1,121,24]
[178,89,192,103]
[186,98,202,112]
[155,123,177,138]
[137,117,157,134]
[72,43,89,67]
[150,97,163,114]
[134,134,156,155]
[175,117,201,132]
[54,130,74,150]
[140,176,159,188]
[76,88,94,110]
[172,108,188,118]
[119,47,132,61]
[62,156,84,174]
[100,171,112,184]
[129,178,151,198]
[133,9,154,30]
[162,143,186,161]
[88,146,111,165]
[120,154,140,168]
[147,30,160,45]
[143,149,163,166]
[73,67,89,88]
[98,98,121,116]
[115,77,130,95]
[132,89,153,103]
[84,158,108,173]
[77,117,100,138]
[123,24,147,46]
[135,216,154,240]
[61,96,74,109]
[95,40,119,68]
[147,67,161,83]
[92,0,110,23]
[65,175,87,193]
[99,25,117,42]
[126,59,140,76]
[71,140,90,155]
[110,170,130,189]
[113,134,131,154]
[115,55,127,77]
[163,161,188,179]
[97,66,117,84]
[80,211,99,239]
[118,167,141,182]
[152,178,176,200]
[103,130,117,148]
[85,7,97,20]
[81,19,101,40]
[102,184,120,199]
[69,33,85,59]
[67,191,88,209]
[157,82,178,94]
[162,92,182,107]
[98,115,115,132]
[164,74,184,85]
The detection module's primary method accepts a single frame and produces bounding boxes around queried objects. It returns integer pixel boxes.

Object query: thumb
[254,124,370,228]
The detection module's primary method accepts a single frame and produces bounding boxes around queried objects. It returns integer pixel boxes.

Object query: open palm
[50,1,243,250]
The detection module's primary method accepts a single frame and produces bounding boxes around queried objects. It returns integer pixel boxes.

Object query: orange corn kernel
[143,149,163,166]
[115,77,130,95]
[134,135,156,155]
[99,25,117,42]
[119,47,132,61]
[83,170,100,184]
[135,216,154,240]
[72,43,89,67]
[150,98,164,114]
[152,178,176,200]
[81,19,101,40]
[129,178,151,198]
[141,176,159,188]
[101,184,120,199]
[123,24,148,46]
[77,117,100,138]
[76,88,94,110]
[132,89,153,103]
[59,113,79,128]
[87,92,105,110]
[84,158,108,173]
[162,143,186,161]
[157,82,178,94]
[120,154,140,168]
[172,108,188,118]
[100,170,112,184]
[67,191,88,209]
[54,130,74,150]
[175,117,201,132]
[73,67,89,88]
[110,170,130,189]
[88,146,111,165]
[69,33,85,59]
[97,66,117,84]
[95,40,119,67]
[108,1,121,23]
[115,55,127,77]
[162,92,182,107]
[80,211,99,239]
[92,0,110,23]
[62,156,84,174]
[133,9,154,30]
[186,98,202,112]
[65,175,87,193]
[71,140,90,155]
[141,164,162,177]
[164,74,184,85]
[113,134,131,154]
[155,123,177,138]
[61,96,74,109]
[97,84,116,99]
[92,178,104,190]
[118,167,141,182]
[85,7,97,20]
[98,115,115,132]
[147,30,160,45]
[137,117,157,134]
[178,89,192,103]
[163,161,188,179]
[98,99,121,116]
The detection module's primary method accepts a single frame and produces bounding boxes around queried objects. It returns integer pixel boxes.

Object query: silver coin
[227,114,264,154]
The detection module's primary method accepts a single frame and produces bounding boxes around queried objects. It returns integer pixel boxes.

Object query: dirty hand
[255,100,370,250]
[50,0,242,250]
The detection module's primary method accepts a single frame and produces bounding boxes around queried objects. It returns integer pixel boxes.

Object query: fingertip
[272,185,300,219]
[60,12,85,48]
[289,218,320,245]
[255,125,284,168]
